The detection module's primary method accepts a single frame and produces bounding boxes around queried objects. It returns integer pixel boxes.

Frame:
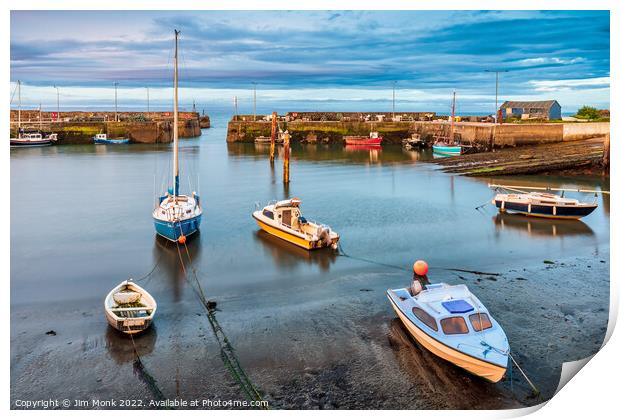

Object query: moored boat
[387,280,509,382]
[93,133,130,144]
[490,184,598,219]
[432,91,462,156]
[152,30,202,242]
[252,198,339,250]
[432,142,462,156]
[10,132,57,147]
[344,131,383,146]
[10,81,58,147]
[104,280,157,334]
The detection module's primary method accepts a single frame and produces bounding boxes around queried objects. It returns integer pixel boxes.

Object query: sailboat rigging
[10,81,58,147]
[152,30,203,242]
[432,91,462,156]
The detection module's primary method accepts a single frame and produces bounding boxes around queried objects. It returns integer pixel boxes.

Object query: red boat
[343,131,383,146]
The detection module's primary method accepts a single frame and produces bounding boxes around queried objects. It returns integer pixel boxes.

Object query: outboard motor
[317,224,331,246]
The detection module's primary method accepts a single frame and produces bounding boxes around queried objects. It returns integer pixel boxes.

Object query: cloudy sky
[10,10,610,114]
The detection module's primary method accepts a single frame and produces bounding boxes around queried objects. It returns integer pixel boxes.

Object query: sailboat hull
[153,214,202,242]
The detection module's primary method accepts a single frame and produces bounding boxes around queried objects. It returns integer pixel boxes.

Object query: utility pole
[252,82,257,121]
[53,85,60,122]
[392,81,397,120]
[450,91,456,143]
[113,82,119,122]
[146,86,150,114]
[485,69,509,124]
[17,80,21,132]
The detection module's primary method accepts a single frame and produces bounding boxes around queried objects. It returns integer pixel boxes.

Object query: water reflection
[253,230,336,272]
[493,213,595,238]
[227,142,435,165]
[152,233,202,302]
[105,325,157,365]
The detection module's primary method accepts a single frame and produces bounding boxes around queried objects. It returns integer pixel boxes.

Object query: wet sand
[10,246,608,409]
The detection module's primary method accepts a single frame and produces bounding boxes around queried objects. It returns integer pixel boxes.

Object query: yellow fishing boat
[252,198,339,250]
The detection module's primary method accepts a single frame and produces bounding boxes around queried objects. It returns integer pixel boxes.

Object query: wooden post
[283,130,290,184]
[270,111,277,162]
[603,132,610,170]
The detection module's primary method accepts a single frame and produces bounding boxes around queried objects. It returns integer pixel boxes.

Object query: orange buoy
[413,260,428,276]
[178,235,187,244]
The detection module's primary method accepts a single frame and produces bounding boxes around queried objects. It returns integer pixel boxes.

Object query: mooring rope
[172,234,267,408]
[480,341,540,397]
[337,242,500,277]
[129,332,170,406]
[133,254,164,285]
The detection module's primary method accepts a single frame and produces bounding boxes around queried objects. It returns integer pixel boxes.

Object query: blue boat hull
[153,214,202,242]
[432,145,462,156]
[94,138,130,145]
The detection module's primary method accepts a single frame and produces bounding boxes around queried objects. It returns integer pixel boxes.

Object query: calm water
[10,114,609,306]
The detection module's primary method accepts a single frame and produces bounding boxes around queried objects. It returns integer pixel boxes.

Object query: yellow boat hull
[254,216,318,250]
[388,295,506,383]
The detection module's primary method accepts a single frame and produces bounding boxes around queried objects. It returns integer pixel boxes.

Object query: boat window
[262,210,274,220]
[282,210,292,227]
[469,313,493,332]
[440,316,469,335]
[412,307,438,331]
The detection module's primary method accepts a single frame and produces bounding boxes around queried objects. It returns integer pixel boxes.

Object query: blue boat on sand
[93,133,130,144]
[152,30,202,242]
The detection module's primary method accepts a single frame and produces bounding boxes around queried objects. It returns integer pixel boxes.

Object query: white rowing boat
[104,280,157,334]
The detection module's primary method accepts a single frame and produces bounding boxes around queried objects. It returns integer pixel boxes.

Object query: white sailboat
[152,30,202,242]
[10,81,58,147]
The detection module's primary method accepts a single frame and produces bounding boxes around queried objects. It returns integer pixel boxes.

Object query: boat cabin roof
[414,283,487,319]
[274,198,301,209]
[499,192,580,205]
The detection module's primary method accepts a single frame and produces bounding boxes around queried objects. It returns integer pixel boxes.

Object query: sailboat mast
[173,30,180,197]
[17,80,21,133]
[39,103,42,131]
[450,90,456,143]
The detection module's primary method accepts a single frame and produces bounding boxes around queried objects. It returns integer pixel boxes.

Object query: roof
[500,100,559,110]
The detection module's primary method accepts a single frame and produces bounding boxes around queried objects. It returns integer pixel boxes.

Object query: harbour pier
[10,110,209,144]
[226,112,610,149]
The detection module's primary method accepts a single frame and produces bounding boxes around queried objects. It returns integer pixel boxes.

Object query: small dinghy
[387,279,509,382]
[490,184,598,219]
[104,280,157,334]
[253,198,340,250]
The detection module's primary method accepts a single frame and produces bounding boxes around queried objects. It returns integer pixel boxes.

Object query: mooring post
[283,130,290,184]
[603,132,610,170]
[270,111,277,162]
